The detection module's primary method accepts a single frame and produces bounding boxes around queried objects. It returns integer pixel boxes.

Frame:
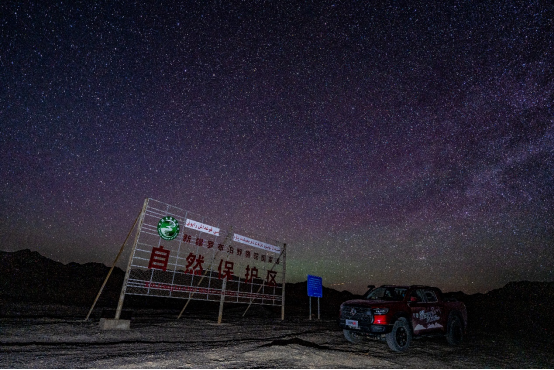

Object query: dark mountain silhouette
[0,249,124,306]
[0,249,359,314]
[1,249,553,340]
[462,281,554,338]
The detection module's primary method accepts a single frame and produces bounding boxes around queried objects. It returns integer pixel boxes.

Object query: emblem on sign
[157,216,180,240]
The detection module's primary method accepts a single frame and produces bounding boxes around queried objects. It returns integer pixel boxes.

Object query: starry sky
[1,0,553,295]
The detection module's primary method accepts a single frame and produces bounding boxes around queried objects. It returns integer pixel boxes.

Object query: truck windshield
[366,287,407,301]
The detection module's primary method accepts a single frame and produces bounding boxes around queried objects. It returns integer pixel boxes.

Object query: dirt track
[2,307,553,369]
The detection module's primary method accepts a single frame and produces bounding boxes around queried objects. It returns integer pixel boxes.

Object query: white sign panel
[233,234,281,253]
[185,219,220,236]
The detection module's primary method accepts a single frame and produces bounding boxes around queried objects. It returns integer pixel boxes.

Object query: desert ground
[1,303,553,369]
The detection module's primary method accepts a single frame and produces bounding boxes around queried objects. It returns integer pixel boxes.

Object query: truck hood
[342,299,400,306]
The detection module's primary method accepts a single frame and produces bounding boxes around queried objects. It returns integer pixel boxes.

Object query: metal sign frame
[115,198,286,321]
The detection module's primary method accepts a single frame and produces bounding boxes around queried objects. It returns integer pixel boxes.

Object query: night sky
[1,0,553,295]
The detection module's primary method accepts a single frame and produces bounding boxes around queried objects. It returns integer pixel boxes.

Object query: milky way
[1,0,553,294]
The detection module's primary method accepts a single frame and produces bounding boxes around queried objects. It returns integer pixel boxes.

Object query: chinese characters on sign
[179,232,280,274]
[148,246,170,271]
[148,249,281,285]
[184,253,204,275]
[218,259,234,279]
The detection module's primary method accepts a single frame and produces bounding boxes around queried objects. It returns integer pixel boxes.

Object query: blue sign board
[307,275,323,298]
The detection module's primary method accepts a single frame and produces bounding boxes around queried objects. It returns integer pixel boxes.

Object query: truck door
[409,289,444,335]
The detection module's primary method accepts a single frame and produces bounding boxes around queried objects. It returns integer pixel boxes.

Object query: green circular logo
[157,216,180,240]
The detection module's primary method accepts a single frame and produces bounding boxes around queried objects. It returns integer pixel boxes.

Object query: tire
[446,314,464,345]
[386,317,412,352]
[343,329,364,343]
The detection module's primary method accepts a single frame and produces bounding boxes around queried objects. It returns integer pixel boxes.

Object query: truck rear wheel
[446,314,464,345]
[343,329,363,343]
[386,317,412,352]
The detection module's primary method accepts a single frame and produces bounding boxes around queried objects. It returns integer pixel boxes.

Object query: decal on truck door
[413,307,443,331]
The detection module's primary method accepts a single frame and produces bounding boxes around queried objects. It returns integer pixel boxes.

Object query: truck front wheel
[343,329,363,343]
[446,314,464,345]
[386,317,412,352]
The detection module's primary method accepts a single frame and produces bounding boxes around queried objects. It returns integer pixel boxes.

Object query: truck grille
[342,305,373,323]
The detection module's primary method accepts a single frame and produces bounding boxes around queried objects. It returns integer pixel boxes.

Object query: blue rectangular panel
[307,275,323,298]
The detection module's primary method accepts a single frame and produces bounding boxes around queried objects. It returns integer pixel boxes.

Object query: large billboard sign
[122,198,285,308]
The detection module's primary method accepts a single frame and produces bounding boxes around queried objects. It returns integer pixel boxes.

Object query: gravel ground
[1,306,553,368]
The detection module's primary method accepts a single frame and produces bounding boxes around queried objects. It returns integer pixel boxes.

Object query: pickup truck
[338,285,467,352]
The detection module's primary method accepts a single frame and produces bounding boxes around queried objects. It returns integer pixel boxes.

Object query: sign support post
[176,251,221,319]
[217,277,227,324]
[318,296,320,320]
[115,198,148,320]
[281,244,286,321]
[85,209,141,321]
[178,228,233,320]
[242,243,287,318]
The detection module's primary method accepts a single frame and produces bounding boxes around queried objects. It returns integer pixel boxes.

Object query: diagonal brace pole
[84,209,141,321]
[177,227,234,319]
[242,245,286,317]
